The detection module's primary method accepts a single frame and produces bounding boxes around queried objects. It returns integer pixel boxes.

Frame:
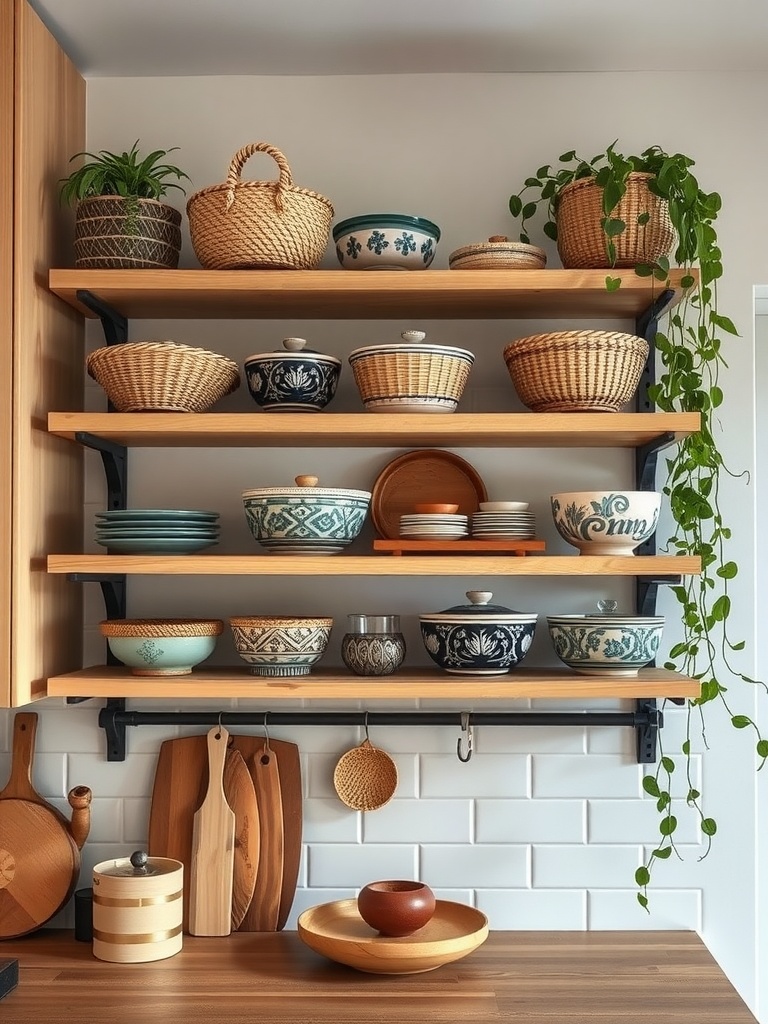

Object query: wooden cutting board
[188,727,235,936]
[229,735,302,931]
[244,743,283,931]
[0,713,91,939]
[148,733,259,932]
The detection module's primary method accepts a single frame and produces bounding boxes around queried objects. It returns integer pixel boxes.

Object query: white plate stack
[399,513,469,540]
[470,500,535,540]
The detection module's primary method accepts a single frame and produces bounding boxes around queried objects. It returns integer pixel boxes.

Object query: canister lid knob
[130,850,149,875]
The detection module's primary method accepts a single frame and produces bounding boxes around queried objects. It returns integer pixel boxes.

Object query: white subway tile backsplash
[363,799,471,843]
[123,797,151,844]
[476,888,587,930]
[304,798,360,843]
[476,799,585,843]
[533,844,642,888]
[24,707,103,753]
[68,752,158,798]
[284,888,357,930]
[475,726,585,755]
[60,796,123,844]
[31,752,68,799]
[588,798,701,845]
[588,889,702,930]
[533,755,643,798]
[308,844,417,888]
[420,754,529,798]
[421,845,529,888]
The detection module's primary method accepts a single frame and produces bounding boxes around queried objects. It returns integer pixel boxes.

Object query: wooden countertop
[0,930,757,1023]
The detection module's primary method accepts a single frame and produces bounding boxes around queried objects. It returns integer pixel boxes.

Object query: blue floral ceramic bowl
[550,490,661,555]
[244,337,341,412]
[99,619,223,676]
[547,614,664,676]
[333,214,440,270]
[419,591,537,675]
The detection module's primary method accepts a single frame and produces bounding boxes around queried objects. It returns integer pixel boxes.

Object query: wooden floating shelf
[47,411,701,449]
[48,268,695,320]
[46,665,701,700]
[48,553,701,576]
[373,538,546,555]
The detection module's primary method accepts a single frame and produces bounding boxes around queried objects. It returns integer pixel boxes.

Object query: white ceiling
[27,0,768,77]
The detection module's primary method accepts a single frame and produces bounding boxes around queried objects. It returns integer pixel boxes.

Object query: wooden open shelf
[46,665,701,700]
[48,268,694,320]
[47,553,700,576]
[48,411,700,449]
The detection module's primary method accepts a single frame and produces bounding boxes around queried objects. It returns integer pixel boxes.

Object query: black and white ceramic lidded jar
[341,614,406,676]
[244,337,342,412]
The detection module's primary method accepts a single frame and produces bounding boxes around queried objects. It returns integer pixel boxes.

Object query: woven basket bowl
[74,196,182,270]
[187,142,334,270]
[333,739,399,811]
[99,619,224,638]
[503,331,649,413]
[349,351,473,413]
[556,172,675,269]
[86,341,241,412]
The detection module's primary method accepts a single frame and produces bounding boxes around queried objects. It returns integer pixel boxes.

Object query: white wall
[1,70,765,1016]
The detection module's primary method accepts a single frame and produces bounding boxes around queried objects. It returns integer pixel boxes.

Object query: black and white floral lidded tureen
[244,337,342,412]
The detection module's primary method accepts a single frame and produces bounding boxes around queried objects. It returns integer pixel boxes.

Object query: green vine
[509,143,764,908]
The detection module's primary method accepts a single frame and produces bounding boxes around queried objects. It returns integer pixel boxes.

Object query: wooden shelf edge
[45,665,701,700]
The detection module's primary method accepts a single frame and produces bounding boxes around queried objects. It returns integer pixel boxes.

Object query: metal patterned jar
[341,614,406,677]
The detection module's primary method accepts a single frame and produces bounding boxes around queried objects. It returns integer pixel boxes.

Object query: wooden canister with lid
[92,851,183,963]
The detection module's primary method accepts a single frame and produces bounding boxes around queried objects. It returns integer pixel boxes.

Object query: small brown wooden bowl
[413,503,460,515]
[357,880,436,937]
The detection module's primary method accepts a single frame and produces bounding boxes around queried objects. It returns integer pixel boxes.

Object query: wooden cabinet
[1,0,85,708]
[44,269,702,704]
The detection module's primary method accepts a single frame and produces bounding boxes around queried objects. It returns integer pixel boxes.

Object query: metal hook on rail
[363,710,370,744]
[457,711,473,763]
[263,710,271,752]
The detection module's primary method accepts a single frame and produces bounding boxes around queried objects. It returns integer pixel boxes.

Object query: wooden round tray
[297,898,488,974]
[371,450,488,540]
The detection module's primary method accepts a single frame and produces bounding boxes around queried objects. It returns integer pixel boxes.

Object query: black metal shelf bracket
[96,702,662,763]
[76,290,128,346]
[74,432,127,512]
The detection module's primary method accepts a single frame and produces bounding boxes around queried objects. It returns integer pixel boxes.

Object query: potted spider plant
[509,142,762,909]
[59,140,190,269]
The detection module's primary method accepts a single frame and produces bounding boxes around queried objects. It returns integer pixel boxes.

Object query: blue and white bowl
[230,616,333,676]
[547,614,664,676]
[419,591,537,675]
[551,490,661,555]
[244,337,341,413]
[333,214,440,270]
[99,619,223,676]
[242,475,371,554]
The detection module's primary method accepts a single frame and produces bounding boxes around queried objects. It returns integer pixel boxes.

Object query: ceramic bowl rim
[333,214,441,240]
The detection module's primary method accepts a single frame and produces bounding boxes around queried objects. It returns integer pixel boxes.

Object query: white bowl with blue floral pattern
[547,614,664,676]
[333,214,440,270]
[550,490,661,555]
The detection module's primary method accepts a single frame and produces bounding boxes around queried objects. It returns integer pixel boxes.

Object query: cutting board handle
[0,713,38,801]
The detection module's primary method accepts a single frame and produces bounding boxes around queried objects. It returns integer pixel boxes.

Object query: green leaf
[559,150,577,162]
[687,788,701,801]
[604,218,626,237]
[712,595,731,621]
[757,740,768,759]
[524,178,541,188]
[682,740,691,756]
[637,212,650,225]
[634,263,654,278]
[605,276,622,292]
[710,311,739,336]
[509,196,522,217]
[731,715,752,729]
[635,866,651,886]
[716,561,738,579]
[701,818,717,837]
[642,776,661,797]
[661,756,675,773]
[652,846,672,859]
[543,221,558,241]
[522,202,538,220]
[659,815,678,836]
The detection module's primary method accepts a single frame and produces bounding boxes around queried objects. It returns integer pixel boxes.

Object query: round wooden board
[0,800,79,938]
[297,898,488,974]
[371,450,488,540]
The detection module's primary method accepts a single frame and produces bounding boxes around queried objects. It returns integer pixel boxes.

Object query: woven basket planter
[187,142,334,270]
[555,172,675,269]
[86,341,241,413]
[74,196,182,269]
[503,330,649,413]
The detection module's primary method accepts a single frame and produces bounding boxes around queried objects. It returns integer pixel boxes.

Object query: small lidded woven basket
[503,330,649,413]
[187,142,334,270]
[87,341,241,412]
[349,330,474,413]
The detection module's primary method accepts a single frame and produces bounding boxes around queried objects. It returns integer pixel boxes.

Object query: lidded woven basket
[187,142,334,270]
[503,330,649,413]
[556,172,675,269]
[87,341,241,412]
[348,330,474,413]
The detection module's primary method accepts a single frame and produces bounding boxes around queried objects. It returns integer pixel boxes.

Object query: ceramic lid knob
[295,475,319,487]
[488,235,509,242]
[466,591,493,606]
[401,330,427,344]
[597,599,618,615]
[282,337,307,352]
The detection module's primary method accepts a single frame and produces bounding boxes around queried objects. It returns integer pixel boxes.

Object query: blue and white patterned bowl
[230,616,333,675]
[419,591,537,675]
[242,475,371,554]
[547,615,664,676]
[551,490,661,555]
[333,214,440,270]
[99,619,223,676]
[244,337,341,413]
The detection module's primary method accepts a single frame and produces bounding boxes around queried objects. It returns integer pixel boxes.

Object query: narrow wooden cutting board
[189,727,235,936]
[229,736,302,931]
[148,733,259,932]
[244,744,283,931]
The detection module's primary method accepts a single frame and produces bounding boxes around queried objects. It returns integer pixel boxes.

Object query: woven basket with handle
[503,330,649,413]
[187,142,334,270]
[556,172,675,269]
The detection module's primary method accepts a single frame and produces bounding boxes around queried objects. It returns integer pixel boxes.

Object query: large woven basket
[503,330,649,413]
[556,172,675,269]
[187,142,334,270]
[74,196,182,269]
[87,341,241,412]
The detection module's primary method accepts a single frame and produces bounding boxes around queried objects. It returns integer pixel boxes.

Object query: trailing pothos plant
[509,143,765,909]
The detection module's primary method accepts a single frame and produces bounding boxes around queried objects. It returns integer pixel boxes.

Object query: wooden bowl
[413,503,460,514]
[357,880,436,936]
[297,898,488,974]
